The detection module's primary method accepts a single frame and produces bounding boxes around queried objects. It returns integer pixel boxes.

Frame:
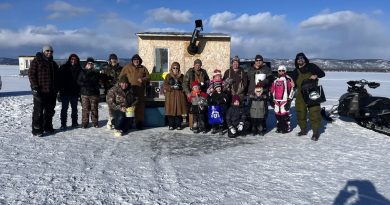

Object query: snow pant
[295,92,322,132]
[276,114,291,132]
[192,113,206,131]
[60,95,79,126]
[113,110,133,132]
[251,118,265,134]
[32,92,57,133]
[81,95,99,125]
[167,115,183,128]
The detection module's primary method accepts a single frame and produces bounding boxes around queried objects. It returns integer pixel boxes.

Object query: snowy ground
[1,65,390,204]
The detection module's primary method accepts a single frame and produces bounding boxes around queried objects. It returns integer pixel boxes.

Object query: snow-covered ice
[1,65,390,204]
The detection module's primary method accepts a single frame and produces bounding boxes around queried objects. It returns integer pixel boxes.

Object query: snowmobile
[321,79,390,136]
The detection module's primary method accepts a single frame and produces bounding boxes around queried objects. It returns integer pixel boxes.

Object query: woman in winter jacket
[163,62,188,130]
[77,57,101,128]
[226,95,248,138]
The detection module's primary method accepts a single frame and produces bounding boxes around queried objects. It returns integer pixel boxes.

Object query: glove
[32,88,41,98]
[285,99,292,110]
[237,122,244,131]
[229,126,237,134]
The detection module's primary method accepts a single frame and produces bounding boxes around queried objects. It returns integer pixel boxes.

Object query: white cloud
[46,1,92,19]
[0,3,12,10]
[209,11,287,35]
[146,7,192,24]
[300,11,367,29]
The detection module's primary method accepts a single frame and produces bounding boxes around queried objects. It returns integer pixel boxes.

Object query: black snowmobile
[321,79,390,136]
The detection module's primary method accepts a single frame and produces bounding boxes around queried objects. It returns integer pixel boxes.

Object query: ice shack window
[154,48,168,73]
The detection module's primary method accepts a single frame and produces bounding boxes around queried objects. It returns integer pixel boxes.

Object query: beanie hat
[118,75,129,84]
[231,56,240,63]
[191,80,200,88]
[86,57,95,64]
[42,45,53,52]
[109,53,118,60]
[213,81,222,89]
[255,54,263,61]
[194,59,202,66]
[255,82,263,92]
[232,95,240,104]
[212,69,222,78]
[278,65,287,71]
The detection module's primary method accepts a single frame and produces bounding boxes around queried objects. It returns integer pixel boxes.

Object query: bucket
[126,106,135,118]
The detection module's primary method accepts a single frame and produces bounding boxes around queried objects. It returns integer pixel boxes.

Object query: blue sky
[0,0,389,60]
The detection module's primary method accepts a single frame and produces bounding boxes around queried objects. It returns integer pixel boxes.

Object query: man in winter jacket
[290,52,325,141]
[119,54,150,130]
[58,53,82,129]
[28,45,59,136]
[223,56,248,100]
[106,76,138,136]
[101,53,123,129]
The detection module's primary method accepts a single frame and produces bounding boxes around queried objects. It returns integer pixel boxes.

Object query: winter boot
[106,117,113,130]
[297,129,307,136]
[113,129,123,137]
[311,131,320,141]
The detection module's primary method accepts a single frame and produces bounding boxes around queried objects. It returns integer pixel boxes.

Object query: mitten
[237,122,244,131]
[229,126,236,134]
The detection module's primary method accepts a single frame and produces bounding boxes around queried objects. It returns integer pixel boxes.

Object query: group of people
[28,45,150,137]
[163,53,325,140]
[28,44,325,140]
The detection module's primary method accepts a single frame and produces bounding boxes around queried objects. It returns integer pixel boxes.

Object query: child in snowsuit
[226,95,248,138]
[188,80,208,134]
[208,80,229,134]
[249,82,268,136]
[270,65,295,133]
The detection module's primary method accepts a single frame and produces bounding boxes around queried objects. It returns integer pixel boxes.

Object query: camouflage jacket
[106,84,138,111]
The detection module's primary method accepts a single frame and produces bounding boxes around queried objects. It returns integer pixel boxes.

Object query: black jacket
[226,105,247,127]
[59,55,81,96]
[77,68,100,96]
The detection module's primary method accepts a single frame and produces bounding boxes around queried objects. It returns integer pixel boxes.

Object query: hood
[66,53,80,65]
[294,52,309,68]
[131,54,143,65]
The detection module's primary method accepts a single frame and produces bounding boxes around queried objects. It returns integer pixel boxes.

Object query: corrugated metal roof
[136,32,230,38]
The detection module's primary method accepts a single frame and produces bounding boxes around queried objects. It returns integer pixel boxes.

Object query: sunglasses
[278,70,286,72]
[172,67,179,70]
[45,50,53,53]
[255,59,262,62]
[87,62,94,65]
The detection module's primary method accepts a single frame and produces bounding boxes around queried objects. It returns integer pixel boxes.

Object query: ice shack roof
[136,32,230,39]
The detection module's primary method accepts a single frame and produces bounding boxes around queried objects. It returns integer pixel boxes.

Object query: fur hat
[212,69,222,78]
[118,75,129,84]
[232,95,240,104]
[191,80,200,88]
[213,81,222,89]
[194,59,202,66]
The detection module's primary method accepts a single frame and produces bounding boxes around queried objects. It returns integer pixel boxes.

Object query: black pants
[276,115,290,132]
[113,110,133,132]
[32,92,57,132]
[60,95,79,126]
[192,113,205,131]
[167,115,183,128]
[251,118,265,134]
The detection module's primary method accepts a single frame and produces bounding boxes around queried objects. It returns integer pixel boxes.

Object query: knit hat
[278,65,287,71]
[232,95,240,104]
[194,59,202,66]
[42,45,53,52]
[213,81,222,89]
[231,56,240,63]
[191,80,200,88]
[255,54,263,61]
[86,57,95,64]
[118,75,129,84]
[109,53,118,60]
[212,69,222,78]
[255,82,263,92]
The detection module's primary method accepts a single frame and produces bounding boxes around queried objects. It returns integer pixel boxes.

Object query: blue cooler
[144,107,166,127]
